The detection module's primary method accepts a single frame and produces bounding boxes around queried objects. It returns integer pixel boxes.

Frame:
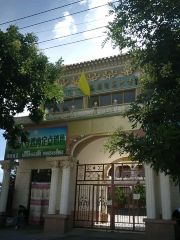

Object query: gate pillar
[0,160,18,228]
[59,160,74,215]
[44,157,76,234]
[144,167,176,240]
[144,164,156,219]
[159,172,171,220]
[48,161,59,214]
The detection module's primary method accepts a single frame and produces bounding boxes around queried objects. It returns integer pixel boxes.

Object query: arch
[71,135,122,164]
[69,134,109,158]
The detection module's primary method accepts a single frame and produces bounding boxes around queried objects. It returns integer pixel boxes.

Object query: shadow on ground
[0,225,146,240]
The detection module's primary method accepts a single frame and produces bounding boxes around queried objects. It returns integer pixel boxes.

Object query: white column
[0,162,12,212]
[48,161,59,214]
[160,172,171,220]
[59,160,72,215]
[144,164,156,219]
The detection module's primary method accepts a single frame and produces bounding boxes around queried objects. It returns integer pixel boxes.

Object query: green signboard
[64,75,137,97]
[5,126,67,160]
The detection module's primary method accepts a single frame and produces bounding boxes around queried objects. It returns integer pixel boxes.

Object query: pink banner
[29,183,50,225]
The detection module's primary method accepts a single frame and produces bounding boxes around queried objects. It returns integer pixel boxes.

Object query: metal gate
[74,163,146,231]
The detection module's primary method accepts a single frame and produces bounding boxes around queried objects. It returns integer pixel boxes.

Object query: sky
[0,0,120,182]
[0,0,120,64]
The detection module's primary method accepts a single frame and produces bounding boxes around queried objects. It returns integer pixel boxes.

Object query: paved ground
[0,225,146,240]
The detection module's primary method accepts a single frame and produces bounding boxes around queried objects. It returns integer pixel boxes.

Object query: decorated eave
[63,53,132,76]
[59,53,137,98]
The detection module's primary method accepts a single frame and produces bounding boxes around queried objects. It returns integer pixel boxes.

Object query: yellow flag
[78,69,90,98]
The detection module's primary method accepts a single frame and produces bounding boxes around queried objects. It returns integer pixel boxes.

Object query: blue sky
[0,0,120,181]
[0,0,120,64]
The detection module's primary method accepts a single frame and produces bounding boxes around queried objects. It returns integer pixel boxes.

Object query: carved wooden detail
[103,70,118,79]
[87,73,100,82]
[121,60,135,75]
[56,79,69,87]
[72,76,80,85]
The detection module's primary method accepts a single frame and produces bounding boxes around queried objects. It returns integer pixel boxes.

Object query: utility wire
[40,35,106,50]
[0,0,85,26]
[38,25,106,43]
[19,1,118,30]
[34,17,106,34]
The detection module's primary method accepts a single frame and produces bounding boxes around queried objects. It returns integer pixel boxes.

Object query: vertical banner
[5,126,67,159]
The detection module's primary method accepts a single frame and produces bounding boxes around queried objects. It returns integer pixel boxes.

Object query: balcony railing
[15,103,130,125]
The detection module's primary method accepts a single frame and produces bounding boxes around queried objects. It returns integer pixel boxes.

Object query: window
[112,92,123,104]
[100,94,111,106]
[89,90,135,108]
[46,90,135,112]
[119,166,131,178]
[89,96,99,108]
[63,99,72,112]
[55,102,63,112]
[52,97,83,112]
[124,91,135,103]
[74,98,83,110]
[135,165,144,177]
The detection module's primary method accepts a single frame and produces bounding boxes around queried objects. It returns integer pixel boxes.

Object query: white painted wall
[13,170,31,209]
[12,158,58,212]
[76,137,128,165]
[12,158,76,215]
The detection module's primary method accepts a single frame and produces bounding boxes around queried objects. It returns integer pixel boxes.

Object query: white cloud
[80,0,119,61]
[83,0,114,43]
[79,0,87,4]
[88,0,112,10]
[84,0,114,37]
[45,0,120,64]
[53,11,77,41]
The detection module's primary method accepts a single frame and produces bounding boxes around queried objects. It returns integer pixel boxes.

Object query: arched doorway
[71,136,146,231]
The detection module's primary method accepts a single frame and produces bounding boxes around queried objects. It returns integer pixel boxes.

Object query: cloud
[80,0,119,60]
[53,11,77,41]
[79,0,87,4]
[83,0,114,43]
[88,0,112,10]
[45,0,120,64]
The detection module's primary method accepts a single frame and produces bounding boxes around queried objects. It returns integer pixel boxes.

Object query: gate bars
[74,162,146,231]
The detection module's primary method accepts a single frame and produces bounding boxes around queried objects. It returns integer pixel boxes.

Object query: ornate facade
[0,54,178,238]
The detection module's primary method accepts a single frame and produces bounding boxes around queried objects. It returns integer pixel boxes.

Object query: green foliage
[130,182,146,206]
[103,0,180,182]
[0,25,65,149]
[115,186,126,204]
[134,181,146,204]
[108,193,111,200]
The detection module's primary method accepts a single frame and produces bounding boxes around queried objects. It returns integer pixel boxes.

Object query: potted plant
[130,181,146,208]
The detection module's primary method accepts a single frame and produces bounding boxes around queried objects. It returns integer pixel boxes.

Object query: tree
[0,25,64,149]
[103,1,180,181]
